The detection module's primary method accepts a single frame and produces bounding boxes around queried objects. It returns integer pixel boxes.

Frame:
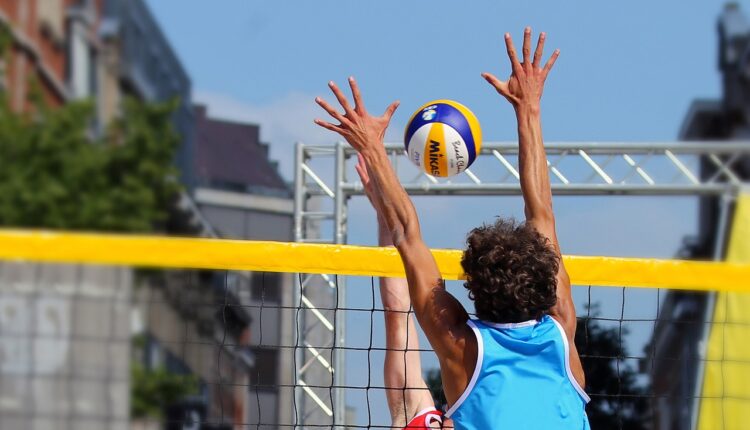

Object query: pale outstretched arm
[355,155,435,427]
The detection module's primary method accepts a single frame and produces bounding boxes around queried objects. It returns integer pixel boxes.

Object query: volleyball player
[315,28,590,429]
[354,154,445,428]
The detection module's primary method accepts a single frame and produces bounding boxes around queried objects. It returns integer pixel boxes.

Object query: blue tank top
[445,315,590,429]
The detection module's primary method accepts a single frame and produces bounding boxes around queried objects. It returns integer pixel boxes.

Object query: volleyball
[404,100,482,177]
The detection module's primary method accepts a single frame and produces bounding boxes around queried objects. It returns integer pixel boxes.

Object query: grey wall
[0,263,132,430]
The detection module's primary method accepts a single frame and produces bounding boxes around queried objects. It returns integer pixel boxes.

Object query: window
[68,21,92,99]
[249,348,277,388]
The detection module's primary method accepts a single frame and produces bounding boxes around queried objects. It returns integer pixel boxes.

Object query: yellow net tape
[0,229,748,292]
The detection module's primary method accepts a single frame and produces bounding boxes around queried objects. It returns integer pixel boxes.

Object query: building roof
[193,105,288,194]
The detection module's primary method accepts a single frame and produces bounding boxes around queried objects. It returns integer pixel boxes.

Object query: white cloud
[194,91,406,181]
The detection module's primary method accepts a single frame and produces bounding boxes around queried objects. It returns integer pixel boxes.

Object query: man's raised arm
[481,29,578,336]
[313,78,470,360]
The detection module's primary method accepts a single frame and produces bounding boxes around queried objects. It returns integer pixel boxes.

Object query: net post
[294,142,305,246]
[333,141,348,428]
[293,141,306,428]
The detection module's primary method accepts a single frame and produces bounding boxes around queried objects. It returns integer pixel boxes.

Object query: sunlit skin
[315,27,583,424]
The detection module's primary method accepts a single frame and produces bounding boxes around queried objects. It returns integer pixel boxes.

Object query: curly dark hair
[461,218,559,323]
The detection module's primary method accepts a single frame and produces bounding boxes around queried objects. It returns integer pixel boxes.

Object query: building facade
[0,0,195,188]
[0,1,268,429]
[99,0,196,189]
[0,1,299,428]
[98,3,264,428]
[0,3,131,430]
[0,0,101,109]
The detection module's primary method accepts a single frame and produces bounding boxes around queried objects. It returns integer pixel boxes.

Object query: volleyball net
[0,228,749,430]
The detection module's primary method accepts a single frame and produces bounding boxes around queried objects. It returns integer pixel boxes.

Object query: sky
[145,0,737,426]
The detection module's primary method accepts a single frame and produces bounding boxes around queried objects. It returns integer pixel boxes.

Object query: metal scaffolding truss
[292,140,750,428]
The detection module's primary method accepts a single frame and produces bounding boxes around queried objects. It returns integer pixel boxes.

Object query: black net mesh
[0,261,744,429]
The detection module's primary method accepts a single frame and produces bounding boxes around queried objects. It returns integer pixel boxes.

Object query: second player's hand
[314,77,399,156]
[482,27,559,112]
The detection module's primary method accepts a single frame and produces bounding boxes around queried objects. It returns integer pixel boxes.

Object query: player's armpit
[549,270,577,338]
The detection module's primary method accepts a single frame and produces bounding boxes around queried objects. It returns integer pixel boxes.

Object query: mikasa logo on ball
[428,140,443,176]
[422,109,437,121]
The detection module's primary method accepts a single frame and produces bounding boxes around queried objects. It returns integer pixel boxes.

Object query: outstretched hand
[482,27,559,111]
[314,77,400,155]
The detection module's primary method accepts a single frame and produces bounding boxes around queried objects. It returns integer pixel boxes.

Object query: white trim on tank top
[444,320,484,418]
[549,317,591,403]
[482,318,540,329]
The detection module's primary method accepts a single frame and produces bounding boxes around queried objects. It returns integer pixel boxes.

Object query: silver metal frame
[293,141,750,428]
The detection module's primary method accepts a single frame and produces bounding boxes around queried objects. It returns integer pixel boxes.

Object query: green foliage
[575,305,650,429]
[0,96,181,232]
[0,22,11,57]
[130,363,199,419]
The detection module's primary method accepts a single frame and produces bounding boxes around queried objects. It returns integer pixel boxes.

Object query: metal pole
[294,142,305,243]
[375,141,750,154]
[690,193,734,430]
[341,183,739,197]
[292,142,305,429]
[333,142,347,428]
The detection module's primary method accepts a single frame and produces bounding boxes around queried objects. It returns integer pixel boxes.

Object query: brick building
[0,0,102,109]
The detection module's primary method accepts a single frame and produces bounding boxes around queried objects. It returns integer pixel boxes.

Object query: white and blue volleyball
[404,100,482,177]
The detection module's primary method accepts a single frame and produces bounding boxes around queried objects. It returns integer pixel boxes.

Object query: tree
[424,307,651,429]
[0,21,181,233]
[130,362,199,419]
[576,306,651,429]
[0,91,181,232]
[425,368,448,413]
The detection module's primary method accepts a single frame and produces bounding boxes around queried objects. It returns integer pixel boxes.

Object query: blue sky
[147,0,723,174]
[146,0,735,426]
